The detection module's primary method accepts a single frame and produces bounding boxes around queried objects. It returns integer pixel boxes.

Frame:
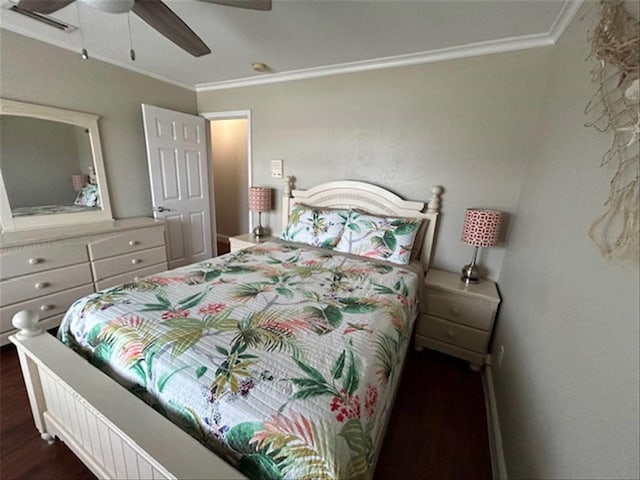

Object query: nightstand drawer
[425,291,494,330]
[416,314,490,353]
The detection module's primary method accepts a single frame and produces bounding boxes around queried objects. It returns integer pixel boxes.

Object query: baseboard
[482,365,508,480]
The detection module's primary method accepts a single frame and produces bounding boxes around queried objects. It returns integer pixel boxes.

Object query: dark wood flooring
[0,341,491,480]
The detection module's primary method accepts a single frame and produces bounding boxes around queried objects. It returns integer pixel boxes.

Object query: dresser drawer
[0,284,94,333]
[0,244,88,281]
[95,263,168,291]
[416,314,490,353]
[91,247,167,281]
[0,263,93,305]
[425,291,495,331]
[88,227,165,260]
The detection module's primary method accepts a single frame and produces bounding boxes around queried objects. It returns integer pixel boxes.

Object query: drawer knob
[131,259,142,265]
[129,240,140,246]
[35,282,49,290]
[450,306,461,316]
[446,329,456,339]
[134,276,140,282]
[40,304,54,312]
[28,258,42,265]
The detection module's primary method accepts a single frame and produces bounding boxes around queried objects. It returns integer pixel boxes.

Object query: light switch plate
[270,159,283,178]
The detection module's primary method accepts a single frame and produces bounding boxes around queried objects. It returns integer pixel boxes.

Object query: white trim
[482,365,508,480]
[0,23,195,92]
[0,98,113,231]
[548,0,583,43]
[196,32,553,92]
[201,110,253,232]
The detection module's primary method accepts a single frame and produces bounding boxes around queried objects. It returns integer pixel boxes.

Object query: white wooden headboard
[281,176,443,272]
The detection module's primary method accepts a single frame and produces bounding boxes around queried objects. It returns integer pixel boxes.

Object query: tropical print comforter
[59,242,420,479]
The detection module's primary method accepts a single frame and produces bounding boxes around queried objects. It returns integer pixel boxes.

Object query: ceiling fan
[13,0,272,57]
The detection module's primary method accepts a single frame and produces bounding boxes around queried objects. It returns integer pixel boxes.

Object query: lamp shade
[248,186,272,212]
[71,174,90,192]
[461,208,504,247]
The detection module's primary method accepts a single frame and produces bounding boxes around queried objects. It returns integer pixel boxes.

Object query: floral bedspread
[59,242,419,479]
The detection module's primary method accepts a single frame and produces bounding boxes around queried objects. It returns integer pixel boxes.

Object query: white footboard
[9,311,246,480]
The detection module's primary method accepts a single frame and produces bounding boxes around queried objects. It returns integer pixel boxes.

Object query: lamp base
[252,225,266,238]
[461,263,480,285]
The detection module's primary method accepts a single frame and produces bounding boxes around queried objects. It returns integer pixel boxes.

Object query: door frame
[200,110,253,240]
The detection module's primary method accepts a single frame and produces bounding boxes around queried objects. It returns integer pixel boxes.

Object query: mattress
[59,242,420,479]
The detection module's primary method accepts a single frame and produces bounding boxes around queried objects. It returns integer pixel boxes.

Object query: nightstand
[229,233,276,253]
[415,269,501,370]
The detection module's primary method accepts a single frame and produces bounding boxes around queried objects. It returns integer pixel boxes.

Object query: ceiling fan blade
[198,0,271,11]
[16,0,75,14]
[132,0,211,57]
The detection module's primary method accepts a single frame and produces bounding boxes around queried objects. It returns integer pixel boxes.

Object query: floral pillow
[334,211,423,265]
[74,183,100,208]
[281,204,349,248]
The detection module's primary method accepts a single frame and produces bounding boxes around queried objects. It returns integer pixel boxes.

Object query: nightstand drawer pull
[28,257,43,265]
[131,258,142,265]
[129,240,140,247]
[449,306,461,316]
[40,304,54,312]
[446,329,455,339]
[35,282,50,290]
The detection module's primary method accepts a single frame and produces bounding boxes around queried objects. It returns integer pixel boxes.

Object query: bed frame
[9,178,442,480]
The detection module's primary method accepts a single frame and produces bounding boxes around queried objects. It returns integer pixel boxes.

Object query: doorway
[202,111,251,254]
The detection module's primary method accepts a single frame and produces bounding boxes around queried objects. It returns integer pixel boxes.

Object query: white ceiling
[0,0,576,91]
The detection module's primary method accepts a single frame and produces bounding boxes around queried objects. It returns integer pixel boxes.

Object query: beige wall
[210,119,249,237]
[492,5,640,478]
[0,29,197,218]
[197,48,553,278]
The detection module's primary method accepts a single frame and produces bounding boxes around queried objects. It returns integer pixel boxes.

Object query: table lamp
[249,186,272,238]
[461,208,504,284]
[71,174,90,192]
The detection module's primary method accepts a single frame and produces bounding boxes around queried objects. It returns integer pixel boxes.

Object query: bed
[10,179,443,480]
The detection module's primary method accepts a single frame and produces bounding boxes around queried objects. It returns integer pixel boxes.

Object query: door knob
[156,206,171,213]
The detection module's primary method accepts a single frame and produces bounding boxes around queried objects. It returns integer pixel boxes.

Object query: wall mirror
[0,99,113,232]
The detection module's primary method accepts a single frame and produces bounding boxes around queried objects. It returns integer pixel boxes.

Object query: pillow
[74,183,100,207]
[334,211,423,265]
[281,204,349,248]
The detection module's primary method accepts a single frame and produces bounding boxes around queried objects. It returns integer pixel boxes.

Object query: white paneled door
[142,104,215,269]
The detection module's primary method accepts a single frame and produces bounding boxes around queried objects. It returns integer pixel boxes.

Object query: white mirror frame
[0,99,113,231]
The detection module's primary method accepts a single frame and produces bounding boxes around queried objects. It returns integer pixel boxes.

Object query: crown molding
[0,23,195,91]
[196,33,553,92]
[548,0,583,43]
[195,0,582,93]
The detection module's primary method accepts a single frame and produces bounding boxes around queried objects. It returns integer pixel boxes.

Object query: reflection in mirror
[0,99,112,232]
[1,116,100,217]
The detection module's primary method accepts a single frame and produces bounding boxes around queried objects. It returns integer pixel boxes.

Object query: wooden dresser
[0,218,167,345]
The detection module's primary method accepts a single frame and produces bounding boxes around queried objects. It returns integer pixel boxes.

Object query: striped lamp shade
[71,174,90,192]
[461,208,504,247]
[248,186,272,212]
